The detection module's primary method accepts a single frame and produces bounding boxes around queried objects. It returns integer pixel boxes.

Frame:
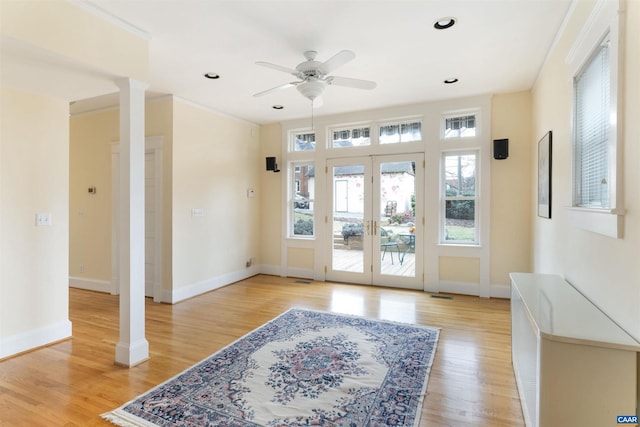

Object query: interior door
[326,154,424,289]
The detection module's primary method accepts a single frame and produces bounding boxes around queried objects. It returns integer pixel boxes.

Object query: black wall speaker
[266,157,277,171]
[493,139,509,160]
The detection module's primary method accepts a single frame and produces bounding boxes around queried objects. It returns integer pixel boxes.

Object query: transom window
[444,114,476,138]
[293,132,316,152]
[379,121,422,144]
[331,126,371,148]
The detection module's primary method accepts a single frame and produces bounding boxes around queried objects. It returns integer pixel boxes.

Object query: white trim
[111,137,164,300]
[436,281,511,299]
[533,0,578,89]
[491,283,512,299]
[440,108,481,140]
[568,207,624,238]
[173,96,260,127]
[566,0,619,73]
[566,0,625,238]
[69,276,111,293]
[169,267,260,304]
[68,0,151,40]
[0,320,72,359]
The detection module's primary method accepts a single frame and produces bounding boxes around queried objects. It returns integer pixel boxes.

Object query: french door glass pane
[379,161,416,277]
[332,164,364,273]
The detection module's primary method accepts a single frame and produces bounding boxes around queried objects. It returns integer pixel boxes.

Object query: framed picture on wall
[538,131,552,218]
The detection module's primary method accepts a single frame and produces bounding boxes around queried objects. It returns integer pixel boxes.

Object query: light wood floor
[0,275,524,426]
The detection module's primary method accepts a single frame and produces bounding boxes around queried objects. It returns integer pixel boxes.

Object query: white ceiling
[1,0,573,125]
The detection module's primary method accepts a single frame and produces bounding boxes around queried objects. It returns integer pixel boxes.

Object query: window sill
[567,207,625,239]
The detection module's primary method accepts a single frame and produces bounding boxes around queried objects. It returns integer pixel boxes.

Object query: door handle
[373,220,378,236]
[365,220,371,235]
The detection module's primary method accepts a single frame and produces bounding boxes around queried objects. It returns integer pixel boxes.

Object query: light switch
[191,208,204,217]
[35,212,52,226]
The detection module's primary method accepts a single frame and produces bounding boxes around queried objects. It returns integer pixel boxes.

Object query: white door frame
[325,153,424,289]
[111,136,163,302]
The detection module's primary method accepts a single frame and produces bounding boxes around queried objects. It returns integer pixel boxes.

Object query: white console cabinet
[510,273,639,427]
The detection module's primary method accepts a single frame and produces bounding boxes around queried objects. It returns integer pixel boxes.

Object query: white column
[114,78,149,367]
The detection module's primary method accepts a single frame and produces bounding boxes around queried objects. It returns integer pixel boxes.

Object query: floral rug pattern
[102,308,439,427]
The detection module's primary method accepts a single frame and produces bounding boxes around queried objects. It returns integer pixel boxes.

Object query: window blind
[573,40,610,208]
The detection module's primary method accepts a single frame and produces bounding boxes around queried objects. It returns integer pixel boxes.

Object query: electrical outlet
[79,264,85,273]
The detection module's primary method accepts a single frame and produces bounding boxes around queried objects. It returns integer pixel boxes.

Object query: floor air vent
[430,294,453,300]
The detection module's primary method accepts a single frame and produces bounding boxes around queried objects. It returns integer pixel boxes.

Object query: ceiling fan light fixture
[296,79,326,101]
[434,17,456,30]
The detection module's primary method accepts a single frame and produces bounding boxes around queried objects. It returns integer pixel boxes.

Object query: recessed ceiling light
[204,72,220,79]
[272,105,284,110]
[444,78,459,84]
[434,17,456,30]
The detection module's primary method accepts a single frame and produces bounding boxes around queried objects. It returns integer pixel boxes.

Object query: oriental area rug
[102,308,440,427]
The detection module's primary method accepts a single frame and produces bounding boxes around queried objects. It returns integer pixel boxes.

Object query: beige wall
[259,123,283,269]
[0,87,71,355]
[69,98,174,292]
[1,0,152,358]
[1,0,148,82]
[490,91,533,283]
[146,100,174,293]
[70,97,261,300]
[171,100,261,293]
[531,0,640,342]
[439,257,480,283]
[69,108,119,282]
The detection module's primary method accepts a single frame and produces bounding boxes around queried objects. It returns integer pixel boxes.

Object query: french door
[326,153,424,289]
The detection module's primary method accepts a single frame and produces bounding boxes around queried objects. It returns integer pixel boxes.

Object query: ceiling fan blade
[327,76,377,90]
[255,61,300,76]
[252,82,297,97]
[318,50,355,75]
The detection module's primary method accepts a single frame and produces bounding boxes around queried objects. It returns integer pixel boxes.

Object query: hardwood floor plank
[0,275,524,426]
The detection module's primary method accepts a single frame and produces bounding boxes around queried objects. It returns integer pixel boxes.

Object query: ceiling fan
[253,50,376,107]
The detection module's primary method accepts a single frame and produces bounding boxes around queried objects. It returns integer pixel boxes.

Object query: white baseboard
[169,265,261,304]
[430,281,512,299]
[490,283,511,299]
[69,276,112,293]
[0,320,72,359]
[70,268,513,304]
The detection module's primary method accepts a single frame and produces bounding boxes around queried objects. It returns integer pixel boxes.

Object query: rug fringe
[101,410,158,427]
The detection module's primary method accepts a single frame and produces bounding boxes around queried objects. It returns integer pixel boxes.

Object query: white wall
[0,87,71,358]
